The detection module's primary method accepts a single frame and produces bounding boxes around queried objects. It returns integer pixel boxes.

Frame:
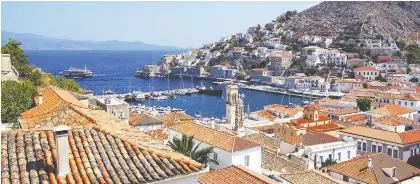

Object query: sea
[26,50,304,118]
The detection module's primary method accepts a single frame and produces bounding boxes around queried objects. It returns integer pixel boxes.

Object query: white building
[394,94,420,112]
[302,76,325,90]
[354,66,379,80]
[335,79,363,92]
[280,133,357,168]
[326,152,420,184]
[372,115,420,133]
[305,53,322,67]
[210,65,237,78]
[167,123,262,173]
[284,75,304,89]
[368,104,417,119]
[129,113,163,132]
[378,62,399,73]
[1,54,19,81]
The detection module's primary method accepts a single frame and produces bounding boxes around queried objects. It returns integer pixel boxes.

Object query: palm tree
[169,134,219,166]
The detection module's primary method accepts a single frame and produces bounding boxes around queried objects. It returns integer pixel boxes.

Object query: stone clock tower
[226,84,244,132]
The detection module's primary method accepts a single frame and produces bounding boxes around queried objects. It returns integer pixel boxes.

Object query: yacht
[134,93,146,101]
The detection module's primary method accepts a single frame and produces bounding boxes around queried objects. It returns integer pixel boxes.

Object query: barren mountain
[283,1,420,40]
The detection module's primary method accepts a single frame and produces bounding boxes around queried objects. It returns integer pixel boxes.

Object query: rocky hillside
[283,1,420,40]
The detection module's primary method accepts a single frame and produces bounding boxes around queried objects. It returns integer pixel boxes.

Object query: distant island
[1,31,185,51]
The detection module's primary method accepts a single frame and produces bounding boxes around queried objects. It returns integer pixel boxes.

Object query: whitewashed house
[167,123,262,173]
[354,66,379,80]
[129,113,163,132]
[280,133,357,169]
[394,94,420,112]
[335,79,363,92]
[305,53,322,67]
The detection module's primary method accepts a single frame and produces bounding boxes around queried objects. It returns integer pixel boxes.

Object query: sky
[1,1,320,48]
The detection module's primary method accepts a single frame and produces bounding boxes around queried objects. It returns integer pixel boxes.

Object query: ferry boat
[60,65,93,78]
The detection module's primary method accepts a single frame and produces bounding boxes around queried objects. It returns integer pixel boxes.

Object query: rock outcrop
[283,1,420,40]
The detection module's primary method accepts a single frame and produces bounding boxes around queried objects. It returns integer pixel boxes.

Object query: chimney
[368,157,373,168]
[38,92,43,105]
[52,125,71,177]
[211,117,215,129]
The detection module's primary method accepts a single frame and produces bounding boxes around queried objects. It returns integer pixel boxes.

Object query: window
[329,154,332,160]
[405,102,408,106]
[393,149,398,159]
[347,151,351,159]
[357,141,361,151]
[338,152,341,162]
[343,176,349,182]
[244,155,250,166]
[320,156,324,164]
[399,101,401,105]
[213,152,218,161]
[411,149,416,156]
[362,142,367,152]
[387,148,392,156]
[411,102,414,106]
[372,144,377,152]
[378,145,383,153]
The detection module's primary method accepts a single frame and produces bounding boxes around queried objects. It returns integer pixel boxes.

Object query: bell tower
[226,84,244,132]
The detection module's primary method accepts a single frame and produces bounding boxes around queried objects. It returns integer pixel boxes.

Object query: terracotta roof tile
[399,129,420,145]
[368,104,415,116]
[280,170,343,184]
[158,112,194,127]
[292,115,332,126]
[168,123,260,152]
[198,165,277,184]
[255,110,276,121]
[283,133,342,146]
[1,126,204,184]
[306,123,340,133]
[20,106,93,129]
[354,66,378,71]
[340,126,402,144]
[373,115,420,126]
[22,88,86,119]
[145,129,169,141]
[326,153,420,184]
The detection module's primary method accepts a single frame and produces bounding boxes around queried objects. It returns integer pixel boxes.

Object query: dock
[240,86,329,99]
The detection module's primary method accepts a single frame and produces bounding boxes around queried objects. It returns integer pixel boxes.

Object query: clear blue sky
[1,1,320,48]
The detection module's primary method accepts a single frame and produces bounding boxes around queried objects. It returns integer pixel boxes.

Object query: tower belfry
[225,84,244,133]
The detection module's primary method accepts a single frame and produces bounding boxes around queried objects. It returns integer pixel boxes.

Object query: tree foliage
[321,158,337,167]
[169,134,219,166]
[375,75,387,82]
[406,44,420,64]
[55,76,81,93]
[1,39,43,85]
[1,80,38,126]
[357,97,372,111]
[396,41,407,51]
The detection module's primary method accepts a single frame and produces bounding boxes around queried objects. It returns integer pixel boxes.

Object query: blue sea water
[26,50,303,118]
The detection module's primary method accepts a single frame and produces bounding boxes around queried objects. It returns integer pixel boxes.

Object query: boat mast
[180,71,184,89]
[128,78,132,94]
[167,73,170,91]
[191,75,194,88]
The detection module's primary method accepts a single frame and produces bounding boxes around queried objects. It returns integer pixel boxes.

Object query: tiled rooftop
[326,153,420,184]
[306,123,340,133]
[373,115,420,126]
[1,126,204,184]
[22,88,86,119]
[20,106,93,129]
[262,150,305,173]
[368,104,415,116]
[243,133,281,151]
[291,115,331,125]
[168,123,260,152]
[340,126,402,144]
[354,66,378,71]
[198,165,277,184]
[280,170,343,184]
[283,133,341,146]
[157,112,194,127]
[255,110,277,121]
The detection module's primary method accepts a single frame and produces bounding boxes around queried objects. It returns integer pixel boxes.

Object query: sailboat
[124,79,134,103]
[103,80,115,95]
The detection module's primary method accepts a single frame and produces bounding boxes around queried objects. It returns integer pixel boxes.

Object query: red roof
[292,115,331,125]
[400,129,420,145]
[354,67,378,71]
[306,123,340,133]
